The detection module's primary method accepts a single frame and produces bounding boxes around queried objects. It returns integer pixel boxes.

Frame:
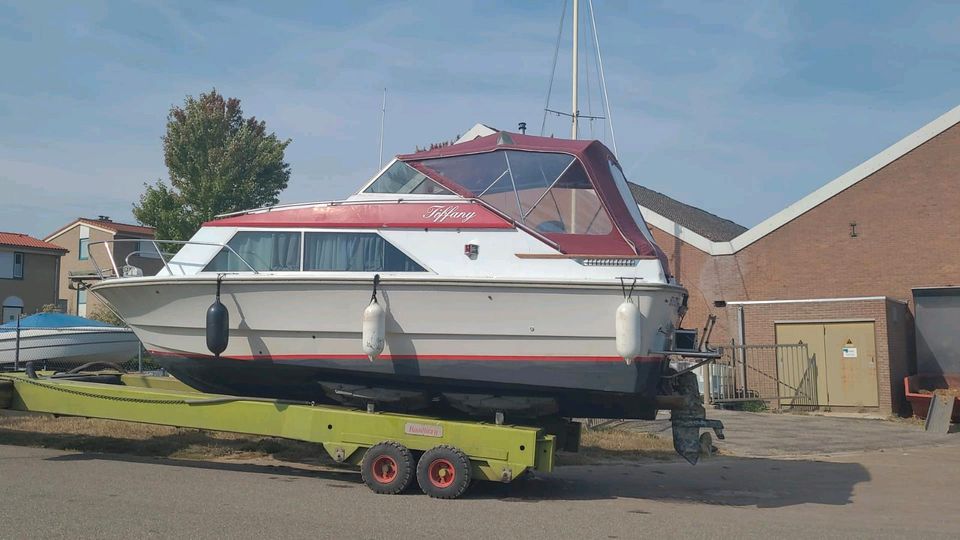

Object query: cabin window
[303,232,425,272]
[204,231,302,272]
[607,159,656,241]
[523,163,613,235]
[417,150,613,235]
[364,161,453,195]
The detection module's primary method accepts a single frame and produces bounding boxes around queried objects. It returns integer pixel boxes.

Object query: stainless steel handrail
[87,239,260,279]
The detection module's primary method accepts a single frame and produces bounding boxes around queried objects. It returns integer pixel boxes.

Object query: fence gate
[705,343,821,410]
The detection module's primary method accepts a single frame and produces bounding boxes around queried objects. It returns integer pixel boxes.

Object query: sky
[2,0,959,239]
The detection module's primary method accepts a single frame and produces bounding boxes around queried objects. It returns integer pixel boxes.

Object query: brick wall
[649,122,960,350]
[644,122,960,414]
[723,298,906,414]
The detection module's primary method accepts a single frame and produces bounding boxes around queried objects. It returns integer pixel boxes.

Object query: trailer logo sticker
[404,422,444,438]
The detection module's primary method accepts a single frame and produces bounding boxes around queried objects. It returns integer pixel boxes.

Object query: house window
[204,231,302,272]
[136,240,161,259]
[77,288,87,317]
[79,237,90,260]
[303,232,426,272]
[13,253,23,279]
[0,252,24,280]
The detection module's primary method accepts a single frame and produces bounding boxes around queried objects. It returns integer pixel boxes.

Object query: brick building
[637,104,960,414]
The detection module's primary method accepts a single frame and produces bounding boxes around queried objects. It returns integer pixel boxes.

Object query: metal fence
[0,325,158,374]
[705,343,819,410]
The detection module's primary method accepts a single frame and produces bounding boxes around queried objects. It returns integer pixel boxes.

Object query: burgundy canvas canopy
[398,132,668,267]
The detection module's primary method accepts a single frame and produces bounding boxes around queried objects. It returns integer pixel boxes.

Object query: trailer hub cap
[372,455,398,483]
[428,458,456,488]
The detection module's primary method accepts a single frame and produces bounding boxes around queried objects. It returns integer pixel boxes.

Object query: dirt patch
[558,428,676,465]
[0,414,330,466]
[0,414,678,467]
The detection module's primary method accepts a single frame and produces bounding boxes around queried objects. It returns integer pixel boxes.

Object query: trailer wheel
[416,445,472,499]
[361,442,415,494]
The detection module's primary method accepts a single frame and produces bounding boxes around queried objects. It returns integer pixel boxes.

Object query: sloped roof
[77,218,154,236]
[628,183,747,242]
[45,218,155,242]
[0,231,68,253]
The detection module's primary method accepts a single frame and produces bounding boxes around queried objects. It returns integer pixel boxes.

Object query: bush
[87,306,127,327]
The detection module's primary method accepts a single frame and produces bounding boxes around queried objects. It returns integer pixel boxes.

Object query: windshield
[364,161,453,195]
[415,150,612,235]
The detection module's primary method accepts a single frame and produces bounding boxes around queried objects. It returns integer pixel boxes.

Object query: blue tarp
[0,313,118,328]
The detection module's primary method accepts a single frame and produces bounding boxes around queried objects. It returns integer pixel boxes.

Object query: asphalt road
[2,442,958,539]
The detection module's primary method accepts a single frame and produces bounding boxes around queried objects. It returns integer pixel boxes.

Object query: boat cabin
[161,132,670,283]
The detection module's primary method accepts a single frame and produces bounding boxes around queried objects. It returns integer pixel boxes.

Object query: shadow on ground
[473,455,869,507]
[33,440,869,508]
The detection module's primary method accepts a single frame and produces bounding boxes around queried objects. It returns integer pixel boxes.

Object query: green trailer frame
[0,372,555,498]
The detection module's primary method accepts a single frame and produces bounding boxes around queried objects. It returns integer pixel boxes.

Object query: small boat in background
[0,313,140,367]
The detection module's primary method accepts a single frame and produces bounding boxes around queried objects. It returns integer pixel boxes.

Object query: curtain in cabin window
[303,232,424,272]
[205,231,301,272]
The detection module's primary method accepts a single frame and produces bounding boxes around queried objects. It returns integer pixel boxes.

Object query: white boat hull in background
[0,327,140,366]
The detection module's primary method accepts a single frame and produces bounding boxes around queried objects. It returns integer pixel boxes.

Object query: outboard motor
[206,274,229,356]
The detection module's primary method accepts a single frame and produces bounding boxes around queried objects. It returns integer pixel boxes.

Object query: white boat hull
[92,275,684,418]
[0,327,140,366]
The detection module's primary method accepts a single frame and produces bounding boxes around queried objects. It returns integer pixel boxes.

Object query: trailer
[0,361,724,499]
[0,370,558,499]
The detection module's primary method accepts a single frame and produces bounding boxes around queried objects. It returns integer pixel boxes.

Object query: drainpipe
[737,305,748,397]
[54,256,61,307]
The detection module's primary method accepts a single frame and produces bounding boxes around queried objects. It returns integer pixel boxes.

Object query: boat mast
[570,0,579,139]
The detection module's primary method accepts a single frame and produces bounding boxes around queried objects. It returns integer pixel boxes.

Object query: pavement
[2,410,960,539]
[628,408,956,457]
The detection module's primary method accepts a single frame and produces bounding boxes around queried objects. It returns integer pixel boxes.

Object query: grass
[558,426,676,465]
[0,413,328,466]
[0,413,679,466]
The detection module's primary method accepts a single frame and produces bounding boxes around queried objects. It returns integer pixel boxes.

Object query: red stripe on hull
[148,350,663,363]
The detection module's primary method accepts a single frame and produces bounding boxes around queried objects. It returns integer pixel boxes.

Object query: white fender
[615,300,643,365]
[362,300,386,361]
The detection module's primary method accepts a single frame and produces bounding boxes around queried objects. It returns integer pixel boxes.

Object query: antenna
[571,0,579,139]
[378,88,387,169]
[542,0,606,141]
[588,0,618,156]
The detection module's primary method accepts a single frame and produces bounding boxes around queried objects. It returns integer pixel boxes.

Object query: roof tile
[77,218,155,237]
[0,232,69,252]
[629,183,747,242]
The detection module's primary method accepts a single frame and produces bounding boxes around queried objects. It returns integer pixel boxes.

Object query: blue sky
[2,0,959,238]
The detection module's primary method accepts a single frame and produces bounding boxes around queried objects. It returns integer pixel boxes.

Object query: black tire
[416,445,472,499]
[360,442,415,494]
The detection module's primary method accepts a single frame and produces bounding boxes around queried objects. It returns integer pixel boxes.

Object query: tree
[134,89,292,240]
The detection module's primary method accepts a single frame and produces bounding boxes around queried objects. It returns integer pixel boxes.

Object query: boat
[0,313,140,367]
[83,131,707,420]
[81,0,721,423]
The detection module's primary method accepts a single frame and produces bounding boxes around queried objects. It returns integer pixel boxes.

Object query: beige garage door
[775,321,879,408]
